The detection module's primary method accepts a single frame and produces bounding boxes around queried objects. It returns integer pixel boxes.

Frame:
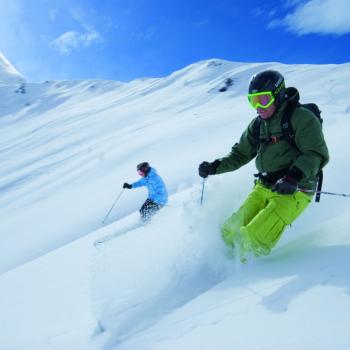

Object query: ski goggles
[247,91,275,109]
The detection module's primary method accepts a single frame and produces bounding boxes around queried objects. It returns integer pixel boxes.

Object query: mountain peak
[0,52,24,84]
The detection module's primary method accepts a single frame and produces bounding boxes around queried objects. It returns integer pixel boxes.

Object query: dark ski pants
[140,199,162,222]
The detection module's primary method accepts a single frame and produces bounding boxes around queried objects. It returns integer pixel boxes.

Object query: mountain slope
[0,58,350,350]
[0,51,24,85]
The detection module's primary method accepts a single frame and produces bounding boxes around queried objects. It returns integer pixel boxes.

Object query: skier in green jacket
[199,70,329,262]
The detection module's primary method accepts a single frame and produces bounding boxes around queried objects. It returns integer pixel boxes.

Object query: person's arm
[215,118,259,174]
[132,177,147,188]
[290,108,329,179]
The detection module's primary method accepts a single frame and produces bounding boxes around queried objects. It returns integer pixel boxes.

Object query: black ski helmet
[248,70,286,106]
[137,162,150,174]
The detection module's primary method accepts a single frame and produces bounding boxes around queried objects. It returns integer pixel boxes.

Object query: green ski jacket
[216,87,329,190]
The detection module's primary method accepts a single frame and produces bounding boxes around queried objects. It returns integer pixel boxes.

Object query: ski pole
[298,188,350,198]
[200,178,206,205]
[102,189,125,224]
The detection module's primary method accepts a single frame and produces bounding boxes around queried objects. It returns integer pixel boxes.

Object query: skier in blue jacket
[123,162,168,221]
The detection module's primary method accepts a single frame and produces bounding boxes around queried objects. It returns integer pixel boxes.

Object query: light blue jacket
[132,167,168,205]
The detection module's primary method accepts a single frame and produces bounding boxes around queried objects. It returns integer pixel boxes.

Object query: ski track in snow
[90,187,239,349]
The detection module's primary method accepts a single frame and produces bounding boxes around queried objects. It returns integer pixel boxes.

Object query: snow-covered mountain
[0,55,350,350]
[0,52,24,85]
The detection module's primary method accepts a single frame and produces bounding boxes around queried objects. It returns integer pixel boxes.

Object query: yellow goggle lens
[247,92,275,109]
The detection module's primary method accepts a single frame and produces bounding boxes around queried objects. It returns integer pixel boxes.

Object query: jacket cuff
[286,166,303,182]
[212,159,222,174]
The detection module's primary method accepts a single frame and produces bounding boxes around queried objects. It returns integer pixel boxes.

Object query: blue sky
[1,0,350,82]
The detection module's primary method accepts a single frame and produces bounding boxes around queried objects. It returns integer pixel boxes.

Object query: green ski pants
[221,181,312,257]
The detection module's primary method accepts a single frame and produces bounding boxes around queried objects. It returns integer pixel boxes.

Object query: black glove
[198,160,221,178]
[272,176,298,195]
[123,183,132,189]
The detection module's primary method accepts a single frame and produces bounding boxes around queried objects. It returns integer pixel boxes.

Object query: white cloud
[50,29,102,55]
[283,0,304,9]
[49,9,57,21]
[271,0,350,35]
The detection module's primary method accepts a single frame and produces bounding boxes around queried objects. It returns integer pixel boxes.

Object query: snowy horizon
[0,53,350,350]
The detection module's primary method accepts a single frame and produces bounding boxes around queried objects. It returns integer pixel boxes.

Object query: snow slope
[0,52,24,85]
[0,57,350,350]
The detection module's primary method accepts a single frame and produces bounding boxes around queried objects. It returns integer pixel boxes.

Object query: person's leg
[140,199,161,222]
[241,190,311,256]
[221,182,268,248]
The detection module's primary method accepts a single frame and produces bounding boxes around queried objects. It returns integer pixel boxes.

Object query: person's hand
[123,183,132,189]
[272,176,298,195]
[198,160,221,178]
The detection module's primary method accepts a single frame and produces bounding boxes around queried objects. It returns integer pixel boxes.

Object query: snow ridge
[0,51,24,85]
